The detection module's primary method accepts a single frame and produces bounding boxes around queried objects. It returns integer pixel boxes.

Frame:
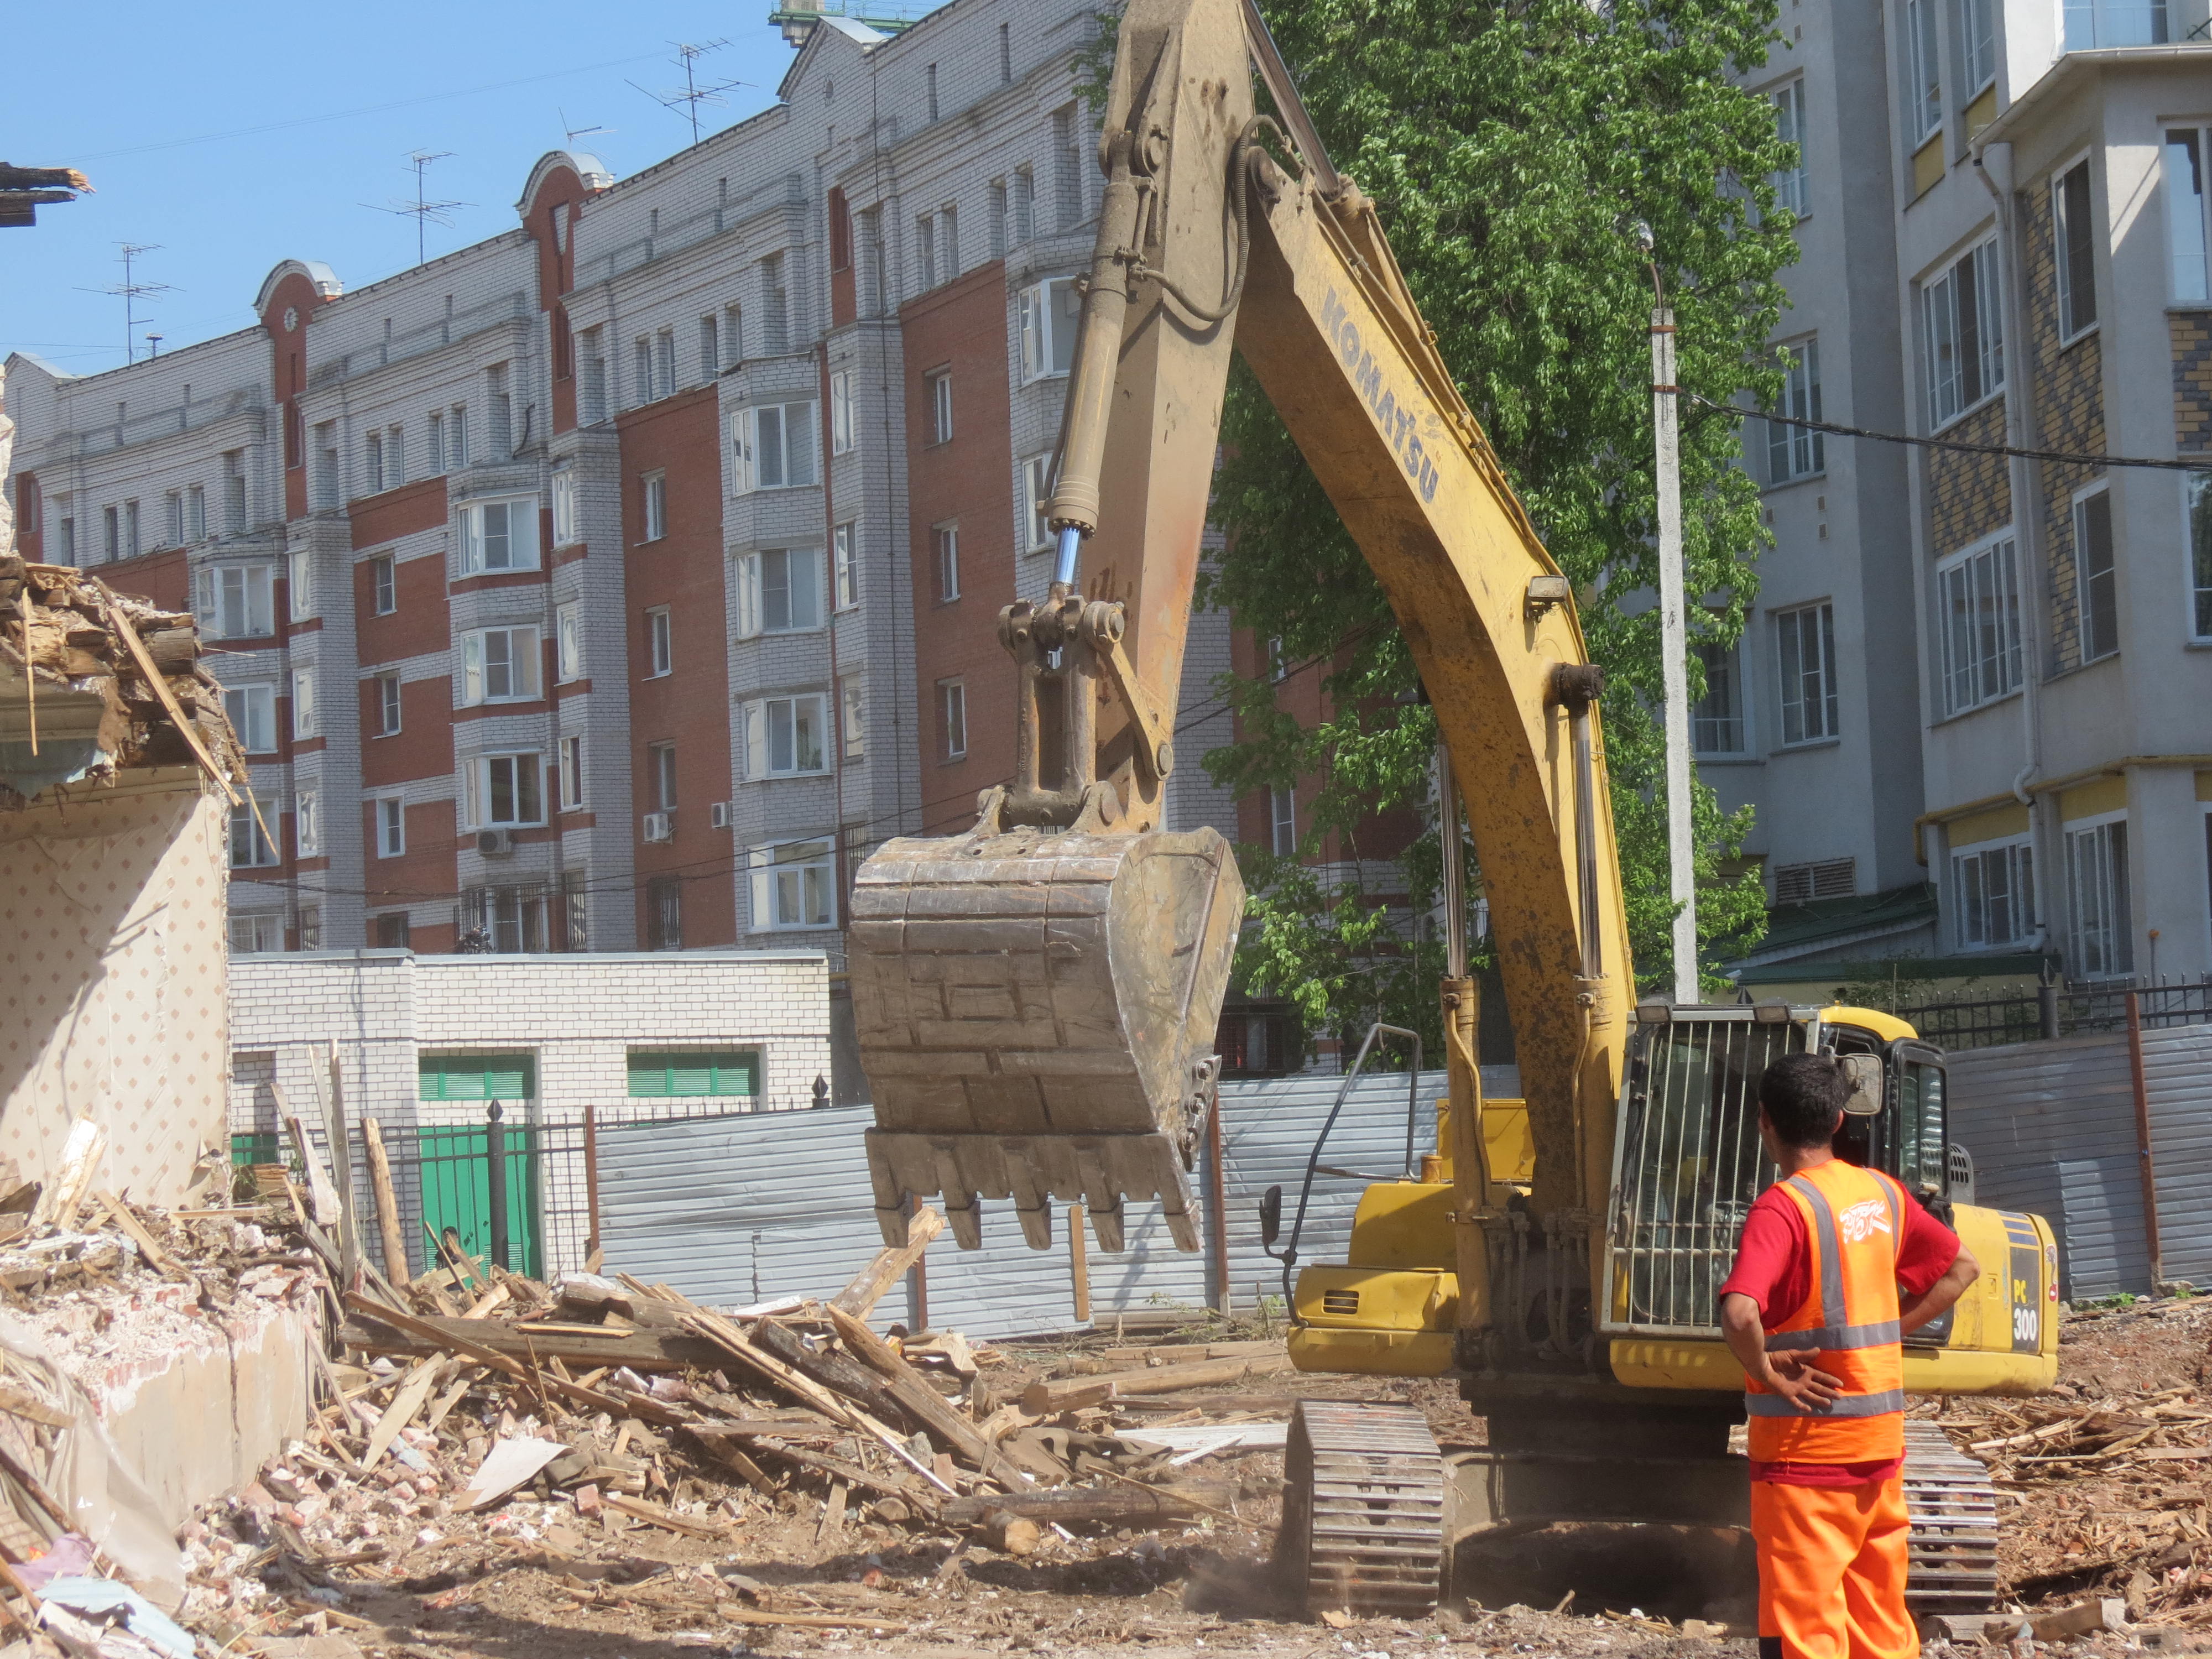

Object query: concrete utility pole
[1652,304,1698,1004]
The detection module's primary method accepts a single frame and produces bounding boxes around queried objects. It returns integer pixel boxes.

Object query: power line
[1688,389,2208,473]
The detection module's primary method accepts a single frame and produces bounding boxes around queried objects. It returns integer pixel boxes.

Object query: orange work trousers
[1751,1476,1917,1659]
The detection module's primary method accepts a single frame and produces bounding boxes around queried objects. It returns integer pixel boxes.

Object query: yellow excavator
[847,0,2058,1620]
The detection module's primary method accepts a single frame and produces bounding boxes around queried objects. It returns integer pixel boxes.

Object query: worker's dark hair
[1758,1053,1850,1148]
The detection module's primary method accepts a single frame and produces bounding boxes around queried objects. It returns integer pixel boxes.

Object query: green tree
[1202,0,1795,1053]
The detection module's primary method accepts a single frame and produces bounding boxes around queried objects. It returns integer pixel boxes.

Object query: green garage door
[416,1053,541,1277]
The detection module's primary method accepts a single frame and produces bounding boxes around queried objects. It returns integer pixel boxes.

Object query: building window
[375,796,406,858]
[185,484,205,543]
[1904,0,1941,145]
[698,314,719,381]
[1019,278,1082,383]
[369,554,397,615]
[225,684,276,754]
[1923,241,2005,428]
[649,740,678,810]
[733,547,826,637]
[926,61,940,122]
[374,914,411,950]
[1022,455,1053,552]
[646,877,684,951]
[642,471,667,541]
[58,517,75,564]
[842,677,865,759]
[655,330,676,401]
[561,870,587,952]
[1774,857,1857,903]
[646,607,673,677]
[1692,640,1746,755]
[578,334,607,424]
[748,838,836,930]
[2189,472,2212,641]
[102,505,117,562]
[1952,837,2035,950]
[1771,78,1807,219]
[467,753,546,828]
[830,370,854,455]
[1765,338,1824,483]
[1775,602,1839,745]
[295,789,322,859]
[229,914,281,954]
[761,253,789,354]
[927,371,953,444]
[1937,534,2024,714]
[560,735,585,809]
[123,499,140,559]
[375,671,403,736]
[2065,817,2132,978]
[387,425,405,486]
[465,886,548,954]
[229,803,276,870]
[989,180,1008,258]
[627,1049,758,1098]
[2054,159,2098,342]
[729,401,820,493]
[833,523,858,609]
[164,491,182,548]
[1054,105,1083,229]
[742,693,831,778]
[2073,487,2119,663]
[551,468,578,547]
[938,678,967,760]
[1271,786,1297,857]
[291,668,317,740]
[223,451,247,533]
[1012,167,1035,246]
[461,627,543,705]
[287,547,315,621]
[312,426,337,509]
[2165,128,2210,304]
[553,602,582,682]
[427,411,445,471]
[722,303,745,369]
[366,430,384,494]
[934,523,961,601]
[1961,0,1997,93]
[2065,0,2167,49]
[199,564,275,639]
[940,205,960,280]
[460,497,539,575]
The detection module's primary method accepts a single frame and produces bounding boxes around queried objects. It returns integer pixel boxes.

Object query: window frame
[1018,278,1082,383]
[841,677,865,760]
[934,521,961,602]
[2063,812,2133,979]
[1692,638,1749,756]
[832,522,859,611]
[1773,601,1840,748]
[466,751,547,830]
[2072,483,2120,665]
[375,795,406,858]
[287,547,315,622]
[1934,530,2025,716]
[375,670,404,737]
[742,692,832,779]
[2053,155,2099,345]
[556,601,584,682]
[1922,239,2006,431]
[1270,785,1297,857]
[369,552,397,616]
[938,677,967,761]
[2166,127,2210,305]
[560,735,585,810]
[728,401,821,494]
[1950,833,2036,951]
[290,667,317,741]
[641,470,667,542]
[830,369,855,456]
[459,495,542,576]
[225,683,278,754]
[295,787,322,859]
[1021,455,1053,552]
[927,371,953,445]
[747,837,838,931]
[649,739,679,811]
[199,562,276,640]
[460,625,544,706]
[2187,469,2212,643]
[229,914,280,954]
[1766,336,1825,485]
[551,468,578,547]
[229,801,277,870]
[1905,0,1943,147]
[735,546,827,637]
[646,606,673,677]
[1770,77,1808,221]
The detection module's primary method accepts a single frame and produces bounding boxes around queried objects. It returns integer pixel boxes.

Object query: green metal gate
[416,1053,541,1277]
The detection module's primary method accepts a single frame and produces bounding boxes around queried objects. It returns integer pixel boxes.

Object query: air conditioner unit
[476,829,515,855]
[708,801,732,830]
[643,811,674,843]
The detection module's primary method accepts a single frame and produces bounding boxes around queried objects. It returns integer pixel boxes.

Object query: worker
[1718,1053,1981,1659]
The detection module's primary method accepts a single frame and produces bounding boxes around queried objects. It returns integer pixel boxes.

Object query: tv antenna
[364,150,469,265]
[559,108,613,148]
[627,40,751,146]
[76,243,174,364]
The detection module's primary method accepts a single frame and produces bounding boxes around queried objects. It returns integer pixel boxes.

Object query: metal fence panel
[2056,1155,2148,1300]
[589,1071,1448,1338]
[2142,1022,2212,1287]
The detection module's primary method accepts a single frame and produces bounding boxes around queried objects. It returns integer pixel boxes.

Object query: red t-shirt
[1718,1165,1962,1486]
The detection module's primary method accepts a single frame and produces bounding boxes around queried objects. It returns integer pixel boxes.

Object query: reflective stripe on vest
[1742,1161,1910,1458]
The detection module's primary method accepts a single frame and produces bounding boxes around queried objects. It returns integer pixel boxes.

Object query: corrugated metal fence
[598,1069,1464,1339]
[1949,1022,2212,1299]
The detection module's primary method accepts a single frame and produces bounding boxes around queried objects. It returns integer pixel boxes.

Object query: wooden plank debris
[830,1204,944,1317]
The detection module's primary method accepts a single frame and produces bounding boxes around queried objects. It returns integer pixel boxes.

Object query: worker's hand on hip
[1762,1353,1844,1410]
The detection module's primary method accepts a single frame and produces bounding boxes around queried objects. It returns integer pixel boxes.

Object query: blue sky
[3,1,930,379]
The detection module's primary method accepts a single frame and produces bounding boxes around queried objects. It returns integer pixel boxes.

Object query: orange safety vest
[1743,1159,1908,1464]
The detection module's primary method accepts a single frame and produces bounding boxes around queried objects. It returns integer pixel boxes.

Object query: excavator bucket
[850,820,1243,1254]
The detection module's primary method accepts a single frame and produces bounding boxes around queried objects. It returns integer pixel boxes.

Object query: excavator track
[1901,1420,2001,1615]
[1281,1401,1445,1619]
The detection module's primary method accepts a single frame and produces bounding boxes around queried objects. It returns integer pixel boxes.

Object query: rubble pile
[0,556,243,802]
[1936,1293,2212,1624]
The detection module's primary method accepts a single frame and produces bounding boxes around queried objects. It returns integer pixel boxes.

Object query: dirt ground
[185,1300,2212,1659]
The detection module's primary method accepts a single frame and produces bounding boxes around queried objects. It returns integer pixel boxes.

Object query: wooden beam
[102,599,238,805]
[361,1118,410,1286]
[338,1312,726,1373]
[824,1305,1030,1490]
[1019,1350,1295,1416]
[939,1481,1237,1527]
[830,1205,943,1317]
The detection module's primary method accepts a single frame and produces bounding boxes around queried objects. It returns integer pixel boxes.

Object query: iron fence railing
[231,1100,753,1284]
[1887,977,2212,1051]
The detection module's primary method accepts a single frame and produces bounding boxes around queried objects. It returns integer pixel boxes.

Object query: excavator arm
[851,0,1631,1332]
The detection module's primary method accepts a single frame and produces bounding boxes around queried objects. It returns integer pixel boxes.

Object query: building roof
[1976,42,2212,149]
[1728,883,1940,972]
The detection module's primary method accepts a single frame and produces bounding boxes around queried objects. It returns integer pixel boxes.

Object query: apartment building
[2,0,1236,1003]
[1723,0,2212,990]
[1898,5,2212,983]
